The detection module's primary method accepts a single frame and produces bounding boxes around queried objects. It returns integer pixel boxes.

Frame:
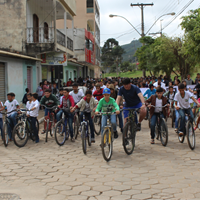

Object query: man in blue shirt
[143,84,156,99]
[116,78,146,131]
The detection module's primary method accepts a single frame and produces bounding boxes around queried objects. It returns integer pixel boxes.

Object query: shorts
[123,102,142,119]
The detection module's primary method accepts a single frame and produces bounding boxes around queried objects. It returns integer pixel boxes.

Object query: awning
[0,50,42,61]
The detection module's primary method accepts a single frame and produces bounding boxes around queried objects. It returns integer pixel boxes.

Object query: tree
[101,38,125,73]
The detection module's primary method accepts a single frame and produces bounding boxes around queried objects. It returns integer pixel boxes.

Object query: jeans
[175,110,179,129]
[178,108,194,133]
[150,113,164,139]
[44,108,52,117]
[118,111,123,132]
[80,112,95,139]
[7,112,18,139]
[101,114,117,135]
[0,118,3,138]
[56,110,63,122]
[63,112,74,138]
[30,117,39,141]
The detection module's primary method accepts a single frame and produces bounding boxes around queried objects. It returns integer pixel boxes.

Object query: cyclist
[145,88,169,144]
[174,83,200,136]
[0,92,20,141]
[71,90,98,143]
[143,84,156,99]
[40,89,60,134]
[58,88,75,142]
[26,93,33,113]
[116,78,146,131]
[95,88,120,139]
[93,84,104,101]
[69,83,84,104]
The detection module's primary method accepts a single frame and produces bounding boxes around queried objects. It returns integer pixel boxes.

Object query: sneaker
[91,138,95,143]
[136,123,141,131]
[179,132,184,137]
[114,131,118,139]
[71,138,75,142]
[174,128,178,132]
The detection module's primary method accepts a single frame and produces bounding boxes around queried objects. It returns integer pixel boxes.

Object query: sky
[98,0,200,46]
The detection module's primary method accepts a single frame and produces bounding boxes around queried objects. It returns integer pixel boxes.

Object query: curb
[38,117,44,124]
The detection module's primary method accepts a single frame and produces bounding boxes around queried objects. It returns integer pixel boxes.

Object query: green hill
[121,40,142,62]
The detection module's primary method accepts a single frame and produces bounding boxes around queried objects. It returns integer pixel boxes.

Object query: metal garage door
[0,63,6,103]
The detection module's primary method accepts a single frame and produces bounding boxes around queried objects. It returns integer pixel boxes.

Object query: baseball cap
[103,88,111,95]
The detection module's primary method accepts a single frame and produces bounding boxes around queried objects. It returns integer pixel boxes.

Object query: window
[44,22,49,39]
[85,39,93,51]
[87,0,94,13]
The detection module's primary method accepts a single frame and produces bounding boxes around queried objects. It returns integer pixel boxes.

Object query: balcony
[56,29,66,47]
[67,37,73,51]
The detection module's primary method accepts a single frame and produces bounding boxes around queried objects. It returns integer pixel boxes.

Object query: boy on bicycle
[95,88,120,139]
[40,89,60,134]
[28,93,40,143]
[145,88,169,144]
[174,83,200,136]
[71,90,98,143]
[58,88,75,142]
[0,93,20,141]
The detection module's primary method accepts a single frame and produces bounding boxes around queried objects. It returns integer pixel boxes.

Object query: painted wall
[0,0,26,52]
[63,64,78,82]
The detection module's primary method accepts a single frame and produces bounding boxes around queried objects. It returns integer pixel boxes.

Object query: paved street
[0,120,200,200]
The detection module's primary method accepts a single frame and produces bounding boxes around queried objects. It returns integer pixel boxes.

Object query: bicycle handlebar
[122,108,141,111]
[97,111,117,115]
[41,105,58,110]
[150,104,169,108]
[0,109,18,115]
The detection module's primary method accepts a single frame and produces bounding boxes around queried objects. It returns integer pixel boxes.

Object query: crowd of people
[1,72,200,147]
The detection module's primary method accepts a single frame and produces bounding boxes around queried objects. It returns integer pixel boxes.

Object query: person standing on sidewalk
[0,101,3,140]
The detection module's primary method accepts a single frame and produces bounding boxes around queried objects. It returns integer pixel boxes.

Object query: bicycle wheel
[82,125,87,154]
[123,122,136,155]
[3,123,9,147]
[45,119,50,143]
[177,118,185,143]
[13,122,28,148]
[186,120,195,150]
[101,129,113,162]
[55,121,66,146]
[74,115,79,139]
[172,109,175,128]
[160,118,168,146]
[93,115,101,135]
[87,124,91,147]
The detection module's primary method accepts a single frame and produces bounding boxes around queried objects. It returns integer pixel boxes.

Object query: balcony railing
[56,29,66,47]
[67,37,73,51]
[26,27,54,43]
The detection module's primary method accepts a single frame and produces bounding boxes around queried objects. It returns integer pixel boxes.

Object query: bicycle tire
[3,123,9,147]
[101,129,113,162]
[13,122,28,148]
[74,115,79,139]
[88,124,91,147]
[177,118,185,143]
[55,121,66,146]
[93,115,101,135]
[160,118,168,147]
[45,119,49,143]
[82,125,87,154]
[123,122,135,155]
[186,120,195,150]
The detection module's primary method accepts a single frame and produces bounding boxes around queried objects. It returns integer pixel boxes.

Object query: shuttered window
[0,63,6,103]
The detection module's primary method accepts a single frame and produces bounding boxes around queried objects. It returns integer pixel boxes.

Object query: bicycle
[54,109,70,146]
[122,108,140,155]
[41,105,58,143]
[98,111,117,162]
[176,107,196,150]
[93,114,101,135]
[149,105,169,146]
[73,110,79,139]
[13,109,39,147]
[81,111,92,154]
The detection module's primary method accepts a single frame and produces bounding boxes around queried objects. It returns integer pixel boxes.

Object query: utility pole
[130,3,154,76]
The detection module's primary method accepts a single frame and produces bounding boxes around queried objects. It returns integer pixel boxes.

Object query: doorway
[33,14,39,43]
[66,70,69,82]
[27,66,32,92]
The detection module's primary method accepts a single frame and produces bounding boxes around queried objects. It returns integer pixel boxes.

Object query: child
[145,88,169,144]
[143,84,156,99]
[58,88,64,104]
[0,101,3,140]
[52,83,59,98]
[174,83,200,136]
[71,90,98,143]
[0,93,20,140]
[26,93,32,116]
[28,93,40,143]
[36,82,43,101]
[22,88,29,105]
[95,88,120,139]
[93,84,103,101]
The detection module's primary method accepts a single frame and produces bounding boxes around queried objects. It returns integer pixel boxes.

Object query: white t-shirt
[174,91,193,109]
[4,99,19,116]
[92,87,96,95]
[69,90,84,104]
[155,98,162,113]
[60,96,63,105]
[26,101,32,115]
[153,82,166,89]
[101,85,107,90]
[29,100,40,117]
[0,102,3,118]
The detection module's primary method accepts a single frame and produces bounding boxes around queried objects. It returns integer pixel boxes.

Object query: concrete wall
[0,0,26,52]
[0,56,37,103]
[63,64,78,82]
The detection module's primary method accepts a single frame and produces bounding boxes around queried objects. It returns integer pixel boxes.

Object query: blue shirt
[143,89,156,99]
[118,85,141,107]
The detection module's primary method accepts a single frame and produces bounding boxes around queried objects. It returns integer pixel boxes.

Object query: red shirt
[66,81,72,86]
[93,89,103,101]
[59,95,75,108]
